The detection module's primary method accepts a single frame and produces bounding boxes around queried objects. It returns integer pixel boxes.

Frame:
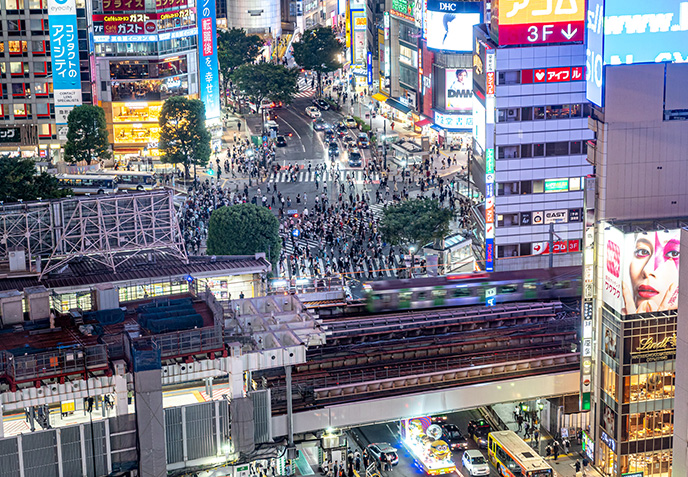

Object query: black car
[348,148,362,167]
[467,419,491,448]
[276,135,287,147]
[441,423,469,450]
[313,98,330,110]
[336,123,348,137]
[324,128,336,143]
[357,133,369,149]
[328,142,339,157]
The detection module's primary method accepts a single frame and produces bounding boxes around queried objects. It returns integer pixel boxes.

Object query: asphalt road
[353,410,501,477]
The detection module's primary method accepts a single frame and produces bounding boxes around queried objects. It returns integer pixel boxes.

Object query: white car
[344,116,357,128]
[306,106,321,119]
[461,450,490,476]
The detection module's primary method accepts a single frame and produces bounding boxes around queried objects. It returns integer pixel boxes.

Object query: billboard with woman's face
[603,225,681,315]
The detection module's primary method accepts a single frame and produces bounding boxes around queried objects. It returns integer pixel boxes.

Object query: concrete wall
[227,0,282,37]
[272,371,580,436]
[595,63,688,221]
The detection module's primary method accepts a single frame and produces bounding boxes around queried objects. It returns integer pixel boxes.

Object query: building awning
[415,117,433,127]
[372,92,389,102]
[385,98,412,114]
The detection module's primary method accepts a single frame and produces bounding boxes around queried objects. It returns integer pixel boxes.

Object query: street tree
[217,28,263,100]
[379,198,454,274]
[158,96,211,181]
[0,157,70,202]
[206,204,281,270]
[232,62,299,108]
[292,27,344,95]
[64,105,111,165]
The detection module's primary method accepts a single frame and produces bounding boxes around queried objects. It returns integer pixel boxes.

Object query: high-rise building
[0,0,93,160]
[91,0,221,160]
[471,10,593,272]
[582,1,688,476]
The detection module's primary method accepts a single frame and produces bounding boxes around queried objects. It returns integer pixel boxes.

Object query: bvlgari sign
[631,334,677,362]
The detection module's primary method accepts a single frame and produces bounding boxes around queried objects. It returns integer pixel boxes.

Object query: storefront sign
[102,0,144,11]
[48,0,82,127]
[523,66,584,83]
[568,208,582,222]
[544,178,569,192]
[198,0,221,121]
[631,334,677,361]
[102,14,157,35]
[0,127,21,143]
[434,112,473,129]
[544,209,567,224]
[622,473,643,477]
[367,51,373,85]
[155,0,187,8]
[582,431,594,462]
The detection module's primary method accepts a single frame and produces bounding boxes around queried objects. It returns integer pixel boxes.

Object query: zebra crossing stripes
[295,77,316,98]
[272,170,382,183]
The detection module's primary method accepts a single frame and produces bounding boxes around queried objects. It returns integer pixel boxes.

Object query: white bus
[487,430,553,477]
[97,170,157,191]
[56,174,119,195]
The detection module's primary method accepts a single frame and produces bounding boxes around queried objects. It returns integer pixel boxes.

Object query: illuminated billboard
[445,68,473,112]
[586,0,688,107]
[198,0,220,121]
[491,0,585,46]
[425,1,482,52]
[603,225,681,315]
[391,0,422,27]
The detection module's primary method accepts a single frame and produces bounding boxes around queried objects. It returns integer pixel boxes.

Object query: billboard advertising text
[445,68,473,111]
[48,0,82,125]
[586,0,604,106]
[491,0,585,46]
[603,225,681,315]
[425,1,482,52]
[198,0,220,121]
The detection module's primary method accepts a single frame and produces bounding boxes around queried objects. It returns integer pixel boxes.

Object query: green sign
[391,0,414,18]
[544,178,569,192]
[485,148,495,174]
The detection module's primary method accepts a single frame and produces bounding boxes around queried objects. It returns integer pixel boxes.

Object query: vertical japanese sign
[198,0,221,121]
[48,0,82,130]
[367,51,373,85]
[485,148,495,271]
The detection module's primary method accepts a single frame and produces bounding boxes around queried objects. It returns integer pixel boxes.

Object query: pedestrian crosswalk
[295,77,316,98]
[279,232,405,279]
[271,170,382,183]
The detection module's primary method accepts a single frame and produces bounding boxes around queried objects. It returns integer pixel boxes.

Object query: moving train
[362,266,582,312]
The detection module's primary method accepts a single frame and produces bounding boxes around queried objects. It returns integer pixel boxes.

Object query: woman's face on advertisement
[628,232,680,311]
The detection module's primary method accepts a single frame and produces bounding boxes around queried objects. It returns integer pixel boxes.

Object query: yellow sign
[354,17,367,27]
[632,334,677,361]
[61,400,75,414]
[497,0,585,25]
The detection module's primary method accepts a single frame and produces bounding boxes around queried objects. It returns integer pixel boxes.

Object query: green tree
[292,27,344,95]
[64,105,112,165]
[379,198,454,275]
[158,96,211,181]
[207,204,281,269]
[217,28,263,101]
[0,157,70,202]
[232,62,299,108]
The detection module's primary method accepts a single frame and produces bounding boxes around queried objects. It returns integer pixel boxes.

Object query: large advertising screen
[445,68,473,111]
[586,0,604,106]
[425,1,482,52]
[603,225,681,315]
[198,0,220,121]
[603,0,688,66]
[491,0,585,46]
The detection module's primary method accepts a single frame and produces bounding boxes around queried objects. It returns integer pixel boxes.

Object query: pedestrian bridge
[273,365,579,435]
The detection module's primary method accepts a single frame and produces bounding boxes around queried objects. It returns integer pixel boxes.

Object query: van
[461,450,489,476]
[264,120,279,135]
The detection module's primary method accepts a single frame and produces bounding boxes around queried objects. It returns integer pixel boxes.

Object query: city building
[581,1,688,475]
[471,8,593,272]
[91,0,221,161]
[0,0,94,160]
[226,0,281,38]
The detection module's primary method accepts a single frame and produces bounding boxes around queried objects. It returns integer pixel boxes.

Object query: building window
[521,144,532,158]
[498,145,519,159]
[498,70,520,85]
[497,244,519,258]
[29,19,46,32]
[533,143,545,156]
[34,81,52,96]
[5,0,24,10]
[11,83,27,97]
[546,141,570,156]
[13,103,27,117]
[32,40,46,54]
[497,213,519,227]
[497,182,520,196]
[497,108,520,122]
[533,106,545,120]
[533,180,544,194]
[36,102,50,118]
[569,177,582,191]
[38,123,52,138]
[8,41,28,55]
[28,0,46,8]
[33,61,50,76]
[520,181,532,194]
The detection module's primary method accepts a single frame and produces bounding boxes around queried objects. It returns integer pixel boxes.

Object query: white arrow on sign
[561,24,577,40]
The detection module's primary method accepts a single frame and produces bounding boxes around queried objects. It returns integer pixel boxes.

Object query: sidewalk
[491,403,601,477]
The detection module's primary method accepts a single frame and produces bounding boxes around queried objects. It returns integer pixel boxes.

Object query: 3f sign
[527,24,553,41]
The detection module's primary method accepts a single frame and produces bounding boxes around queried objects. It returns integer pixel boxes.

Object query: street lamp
[409,245,416,278]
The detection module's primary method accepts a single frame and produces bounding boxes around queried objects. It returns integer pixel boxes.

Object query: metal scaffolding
[0,190,187,279]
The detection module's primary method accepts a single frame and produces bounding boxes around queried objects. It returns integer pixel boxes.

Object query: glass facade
[595,308,676,477]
